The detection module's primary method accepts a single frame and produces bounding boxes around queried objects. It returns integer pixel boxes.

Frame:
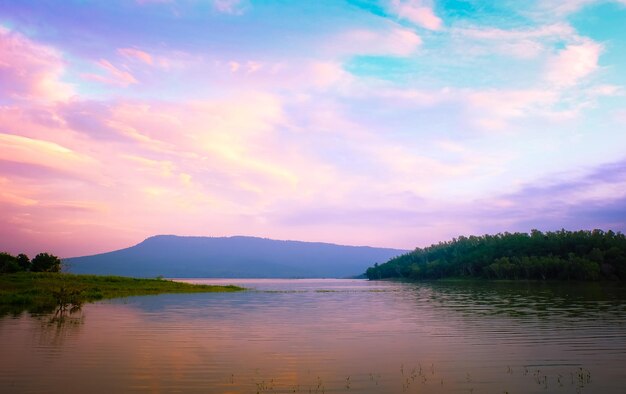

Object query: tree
[16,253,31,271]
[31,253,61,272]
[0,252,20,273]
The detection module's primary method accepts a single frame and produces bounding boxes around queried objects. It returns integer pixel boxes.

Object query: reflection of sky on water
[1,279,625,393]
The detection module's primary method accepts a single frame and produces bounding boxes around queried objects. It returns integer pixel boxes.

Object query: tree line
[0,252,61,273]
[366,229,626,281]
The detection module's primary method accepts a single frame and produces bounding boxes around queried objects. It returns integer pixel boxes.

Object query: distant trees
[365,229,626,281]
[0,252,62,273]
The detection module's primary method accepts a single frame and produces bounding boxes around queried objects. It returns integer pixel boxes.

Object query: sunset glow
[1,0,626,256]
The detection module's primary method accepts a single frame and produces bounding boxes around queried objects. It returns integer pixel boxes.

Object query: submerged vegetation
[366,229,626,281]
[218,362,593,393]
[0,272,243,316]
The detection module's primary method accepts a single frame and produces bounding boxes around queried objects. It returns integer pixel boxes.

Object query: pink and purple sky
[1,0,626,257]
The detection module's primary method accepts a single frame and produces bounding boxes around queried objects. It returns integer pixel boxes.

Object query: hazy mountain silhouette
[66,235,408,278]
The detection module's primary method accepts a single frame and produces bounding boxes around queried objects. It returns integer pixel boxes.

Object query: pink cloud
[544,40,602,87]
[228,61,240,72]
[2,2,624,259]
[1,91,427,255]
[223,59,268,74]
[213,0,245,14]
[333,27,422,57]
[0,82,620,256]
[83,59,139,87]
[0,132,99,179]
[390,0,442,31]
[354,85,570,132]
[245,61,262,73]
[0,26,73,101]
[373,87,449,107]
[308,62,352,90]
[118,48,153,65]
[465,89,559,131]
[211,59,353,92]
[588,84,621,96]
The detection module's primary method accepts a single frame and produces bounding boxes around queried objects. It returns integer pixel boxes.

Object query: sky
[1,0,626,257]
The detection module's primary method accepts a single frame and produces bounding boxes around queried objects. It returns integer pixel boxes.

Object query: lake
[1,279,625,393]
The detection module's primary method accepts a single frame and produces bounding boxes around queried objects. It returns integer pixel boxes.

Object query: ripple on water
[1,279,625,393]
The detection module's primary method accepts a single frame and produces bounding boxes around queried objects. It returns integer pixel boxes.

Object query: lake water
[1,279,625,393]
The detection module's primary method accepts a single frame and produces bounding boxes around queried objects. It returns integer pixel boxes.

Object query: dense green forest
[366,230,626,281]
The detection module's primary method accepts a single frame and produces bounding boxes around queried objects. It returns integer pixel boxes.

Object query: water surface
[1,279,625,393]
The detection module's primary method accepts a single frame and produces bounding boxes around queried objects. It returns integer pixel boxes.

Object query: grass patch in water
[0,272,244,315]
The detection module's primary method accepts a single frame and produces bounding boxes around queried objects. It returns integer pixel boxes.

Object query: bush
[31,253,61,273]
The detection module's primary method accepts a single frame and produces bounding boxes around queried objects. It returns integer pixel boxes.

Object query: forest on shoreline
[366,230,626,281]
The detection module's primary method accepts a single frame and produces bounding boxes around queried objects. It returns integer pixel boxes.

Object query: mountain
[66,235,408,278]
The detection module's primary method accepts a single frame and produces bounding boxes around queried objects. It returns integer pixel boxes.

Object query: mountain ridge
[67,235,408,278]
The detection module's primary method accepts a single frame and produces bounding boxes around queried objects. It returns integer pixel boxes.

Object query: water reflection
[36,307,85,348]
[1,279,625,393]
[414,280,626,319]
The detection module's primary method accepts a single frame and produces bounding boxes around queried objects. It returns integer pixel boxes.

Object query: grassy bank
[0,272,244,316]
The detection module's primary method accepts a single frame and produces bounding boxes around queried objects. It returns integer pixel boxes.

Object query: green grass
[0,272,244,316]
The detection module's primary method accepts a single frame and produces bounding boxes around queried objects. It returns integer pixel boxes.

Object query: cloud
[472,158,626,233]
[332,27,422,57]
[0,1,624,255]
[307,62,353,90]
[118,48,153,65]
[213,0,246,14]
[0,93,291,255]
[370,86,450,107]
[0,85,474,251]
[67,92,303,193]
[534,0,626,17]
[465,89,559,131]
[544,40,602,87]
[452,23,575,59]
[457,23,574,41]
[277,157,626,247]
[225,60,271,75]
[389,0,442,31]
[0,26,73,102]
[361,85,565,132]
[269,152,606,247]
[83,59,139,87]
[0,132,98,181]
